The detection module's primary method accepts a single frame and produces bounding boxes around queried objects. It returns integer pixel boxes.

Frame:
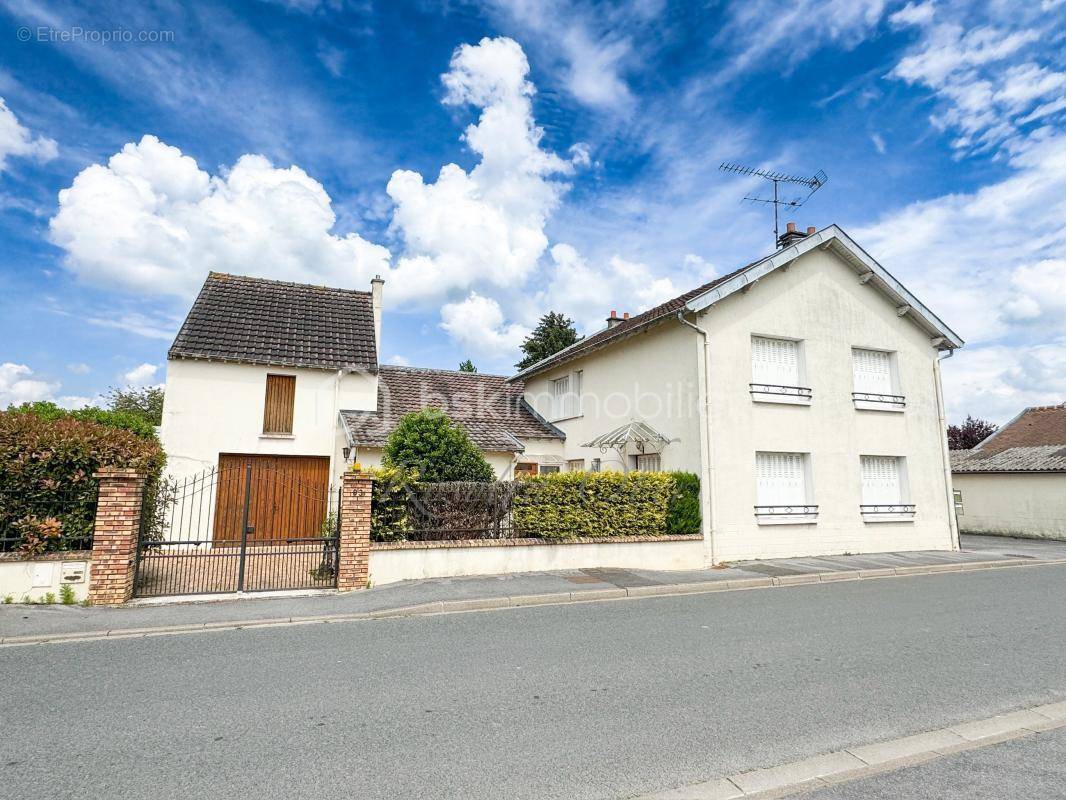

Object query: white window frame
[852,347,905,412]
[550,370,583,421]
[859,455,915,522]
[750,335,812,406]
[635,453,661,472]
[754,451,818,525]
[567,459,586,472]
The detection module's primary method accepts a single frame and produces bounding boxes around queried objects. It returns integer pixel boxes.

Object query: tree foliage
[11,401,158,441]
[458,359,477,373]
[947,415,998,450]
[515,312,579,370]
[106,385,164,426]
[382,409,495,482]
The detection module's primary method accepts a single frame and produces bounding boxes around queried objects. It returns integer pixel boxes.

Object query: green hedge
[11,401,158,441]
[666,471,701,535]
[512,471,674,539]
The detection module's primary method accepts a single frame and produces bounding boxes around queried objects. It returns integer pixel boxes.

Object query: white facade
[953,473,1066,540]
[521,235,960,564]
[159,359,377,482]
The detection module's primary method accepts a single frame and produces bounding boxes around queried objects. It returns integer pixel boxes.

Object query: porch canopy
[582,420,672,471]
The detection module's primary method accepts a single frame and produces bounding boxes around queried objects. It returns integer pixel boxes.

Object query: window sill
[750,384,812,406]
[853,393,905,412]
[756,513,819,525]
[861,504,915,523]
[260,433,295,439]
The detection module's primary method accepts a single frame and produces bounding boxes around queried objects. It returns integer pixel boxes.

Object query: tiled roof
[976,403,1066,453]
[341,366,564,452]
[510,261,757,379]
[169,272,377,371]
[951,445,1066,473]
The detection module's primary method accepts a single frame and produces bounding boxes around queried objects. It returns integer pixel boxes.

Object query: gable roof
[951,403,1066,473]
[340,366,564,453]
[511,224,963,380]
[169,272,378,371]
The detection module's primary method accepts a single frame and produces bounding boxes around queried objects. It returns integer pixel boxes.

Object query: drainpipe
[676,310,717,566]
[933,348,961,551]
[331,369,343,479]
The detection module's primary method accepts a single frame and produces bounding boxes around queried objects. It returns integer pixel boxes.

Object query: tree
[458,359,477,373]
[947,415,998,450]
[106,385,164,426]
[515,312,579,370]
[383,408,495,482]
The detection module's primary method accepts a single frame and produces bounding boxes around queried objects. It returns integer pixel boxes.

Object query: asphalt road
[3,565,1065,800]
[811,727,1066,799]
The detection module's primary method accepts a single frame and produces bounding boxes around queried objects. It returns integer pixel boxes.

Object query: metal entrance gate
[133,462,340,598]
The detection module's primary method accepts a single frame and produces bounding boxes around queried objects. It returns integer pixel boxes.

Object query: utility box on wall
[61,562,87,584]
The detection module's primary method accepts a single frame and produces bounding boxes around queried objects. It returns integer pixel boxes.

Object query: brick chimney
[777,222,814,249]
[606,310,624,329]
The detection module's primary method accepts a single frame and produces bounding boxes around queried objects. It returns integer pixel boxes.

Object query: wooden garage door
[213,454,331,545]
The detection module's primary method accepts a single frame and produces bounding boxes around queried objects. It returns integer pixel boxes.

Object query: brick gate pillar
[87,468,145,606]
[337,469,373,591]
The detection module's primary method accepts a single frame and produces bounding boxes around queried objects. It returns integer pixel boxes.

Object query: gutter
[934,348,962,551]
[675,310,717,566]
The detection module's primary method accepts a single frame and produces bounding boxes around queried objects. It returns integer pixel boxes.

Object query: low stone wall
[0,551,92,603]
[368,535,705,586]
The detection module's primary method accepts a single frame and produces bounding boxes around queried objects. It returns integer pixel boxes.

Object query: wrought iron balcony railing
[754,504,819,515]
[750,383,813,398]
[853,392,906,406]
[860,504,916,515]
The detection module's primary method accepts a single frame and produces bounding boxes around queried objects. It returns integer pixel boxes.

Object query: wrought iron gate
[133,463,340,598]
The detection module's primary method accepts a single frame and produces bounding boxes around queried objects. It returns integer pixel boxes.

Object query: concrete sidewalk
[3,535,1064,644]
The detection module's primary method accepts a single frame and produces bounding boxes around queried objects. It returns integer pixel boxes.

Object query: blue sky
[0,0,1063,424]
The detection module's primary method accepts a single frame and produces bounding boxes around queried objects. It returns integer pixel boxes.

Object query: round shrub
[383,409,495,483]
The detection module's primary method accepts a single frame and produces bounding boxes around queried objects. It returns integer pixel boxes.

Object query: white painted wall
[0,557,90,603]
[160,360,377,482]
[522,321,703,473]
[953,473,1066,540]
[700,248,956,561]
[369,538,705,585]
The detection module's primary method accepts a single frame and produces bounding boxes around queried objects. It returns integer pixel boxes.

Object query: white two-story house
[515,224,964,562]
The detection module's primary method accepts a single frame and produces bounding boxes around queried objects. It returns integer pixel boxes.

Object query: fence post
[87,468,145,606]
[337,469,373,591]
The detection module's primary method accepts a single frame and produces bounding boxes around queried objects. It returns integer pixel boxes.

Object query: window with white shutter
[860,455,915,520]
[751,337,811,404]
[852,349,904,411]
[550,372,582,419]
[636,453,661,472]
[754,452,816,523]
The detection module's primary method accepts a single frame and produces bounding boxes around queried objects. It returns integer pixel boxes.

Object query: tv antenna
[719,163,828,245]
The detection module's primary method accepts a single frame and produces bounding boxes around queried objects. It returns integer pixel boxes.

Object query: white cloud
[0,363,59,407]
[871,133,887,154]
[122,362,159,386]
[67,362,91,375]
[386,37,576,304]
[0,97,57,171]
[439,292,528,357]
[50,135,392,298]
[941,343,1066,425]
[888,1,934,27]
[387,354,411,366]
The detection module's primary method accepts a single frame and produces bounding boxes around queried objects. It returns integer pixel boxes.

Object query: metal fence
[393,481,522,541]
[0,489,97,556]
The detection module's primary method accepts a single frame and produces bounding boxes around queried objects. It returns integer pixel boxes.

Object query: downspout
[331,369,343,478]
[676,310,716,566]
[933,348,961,551]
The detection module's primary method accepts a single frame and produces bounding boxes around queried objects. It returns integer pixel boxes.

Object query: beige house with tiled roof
[952,403,1066,540]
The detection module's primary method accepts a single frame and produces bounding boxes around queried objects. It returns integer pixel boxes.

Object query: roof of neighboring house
[511,224,963,380]
[952,402,1066,473]
[340,366,564,452]
[951,445,1066,473]
[169,272,378,371]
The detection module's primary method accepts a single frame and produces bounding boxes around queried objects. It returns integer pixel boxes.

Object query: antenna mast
[719,163,828,245]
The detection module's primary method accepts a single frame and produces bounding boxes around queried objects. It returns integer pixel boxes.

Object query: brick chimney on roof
[606,309,623,329]
[777,222,815,249]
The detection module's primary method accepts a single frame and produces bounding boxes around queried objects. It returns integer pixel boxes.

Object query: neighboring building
[951,403,1066,540]
[515,223,963,562]
[161,222,965,563]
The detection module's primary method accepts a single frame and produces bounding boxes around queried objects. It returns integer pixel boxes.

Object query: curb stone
[3,557,1066,647]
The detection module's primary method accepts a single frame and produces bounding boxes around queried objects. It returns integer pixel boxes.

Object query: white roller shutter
[756,452,807,506]
[551,375,569,419]
[861,456,901,505]
[752,337,800,387]
[853,349,893,395]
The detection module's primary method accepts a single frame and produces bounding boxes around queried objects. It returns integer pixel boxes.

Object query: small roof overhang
[582,420,672,451]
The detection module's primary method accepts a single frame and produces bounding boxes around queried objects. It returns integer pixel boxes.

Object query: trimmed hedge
[666,471,701,536]
[512,471,674,539]
[0,409,165,553]
[11,401,158,441]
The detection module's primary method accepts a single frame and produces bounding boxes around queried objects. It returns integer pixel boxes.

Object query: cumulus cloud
[50,135,391,298]
[439,292,528,357]
[386,36,576,304]
[122,362,159,386]
[0,363,59,407]
[0,97,57,171]
[941,343,1066,424]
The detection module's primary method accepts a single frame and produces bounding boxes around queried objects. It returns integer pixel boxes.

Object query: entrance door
[213,454,331,545]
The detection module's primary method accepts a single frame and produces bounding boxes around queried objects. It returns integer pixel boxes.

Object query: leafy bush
[0,409,165,554]
[666,472,701,536]
[366,464,418,541]
[11,401,158,441]
[383,409,495,483]
[512,471,674,539]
